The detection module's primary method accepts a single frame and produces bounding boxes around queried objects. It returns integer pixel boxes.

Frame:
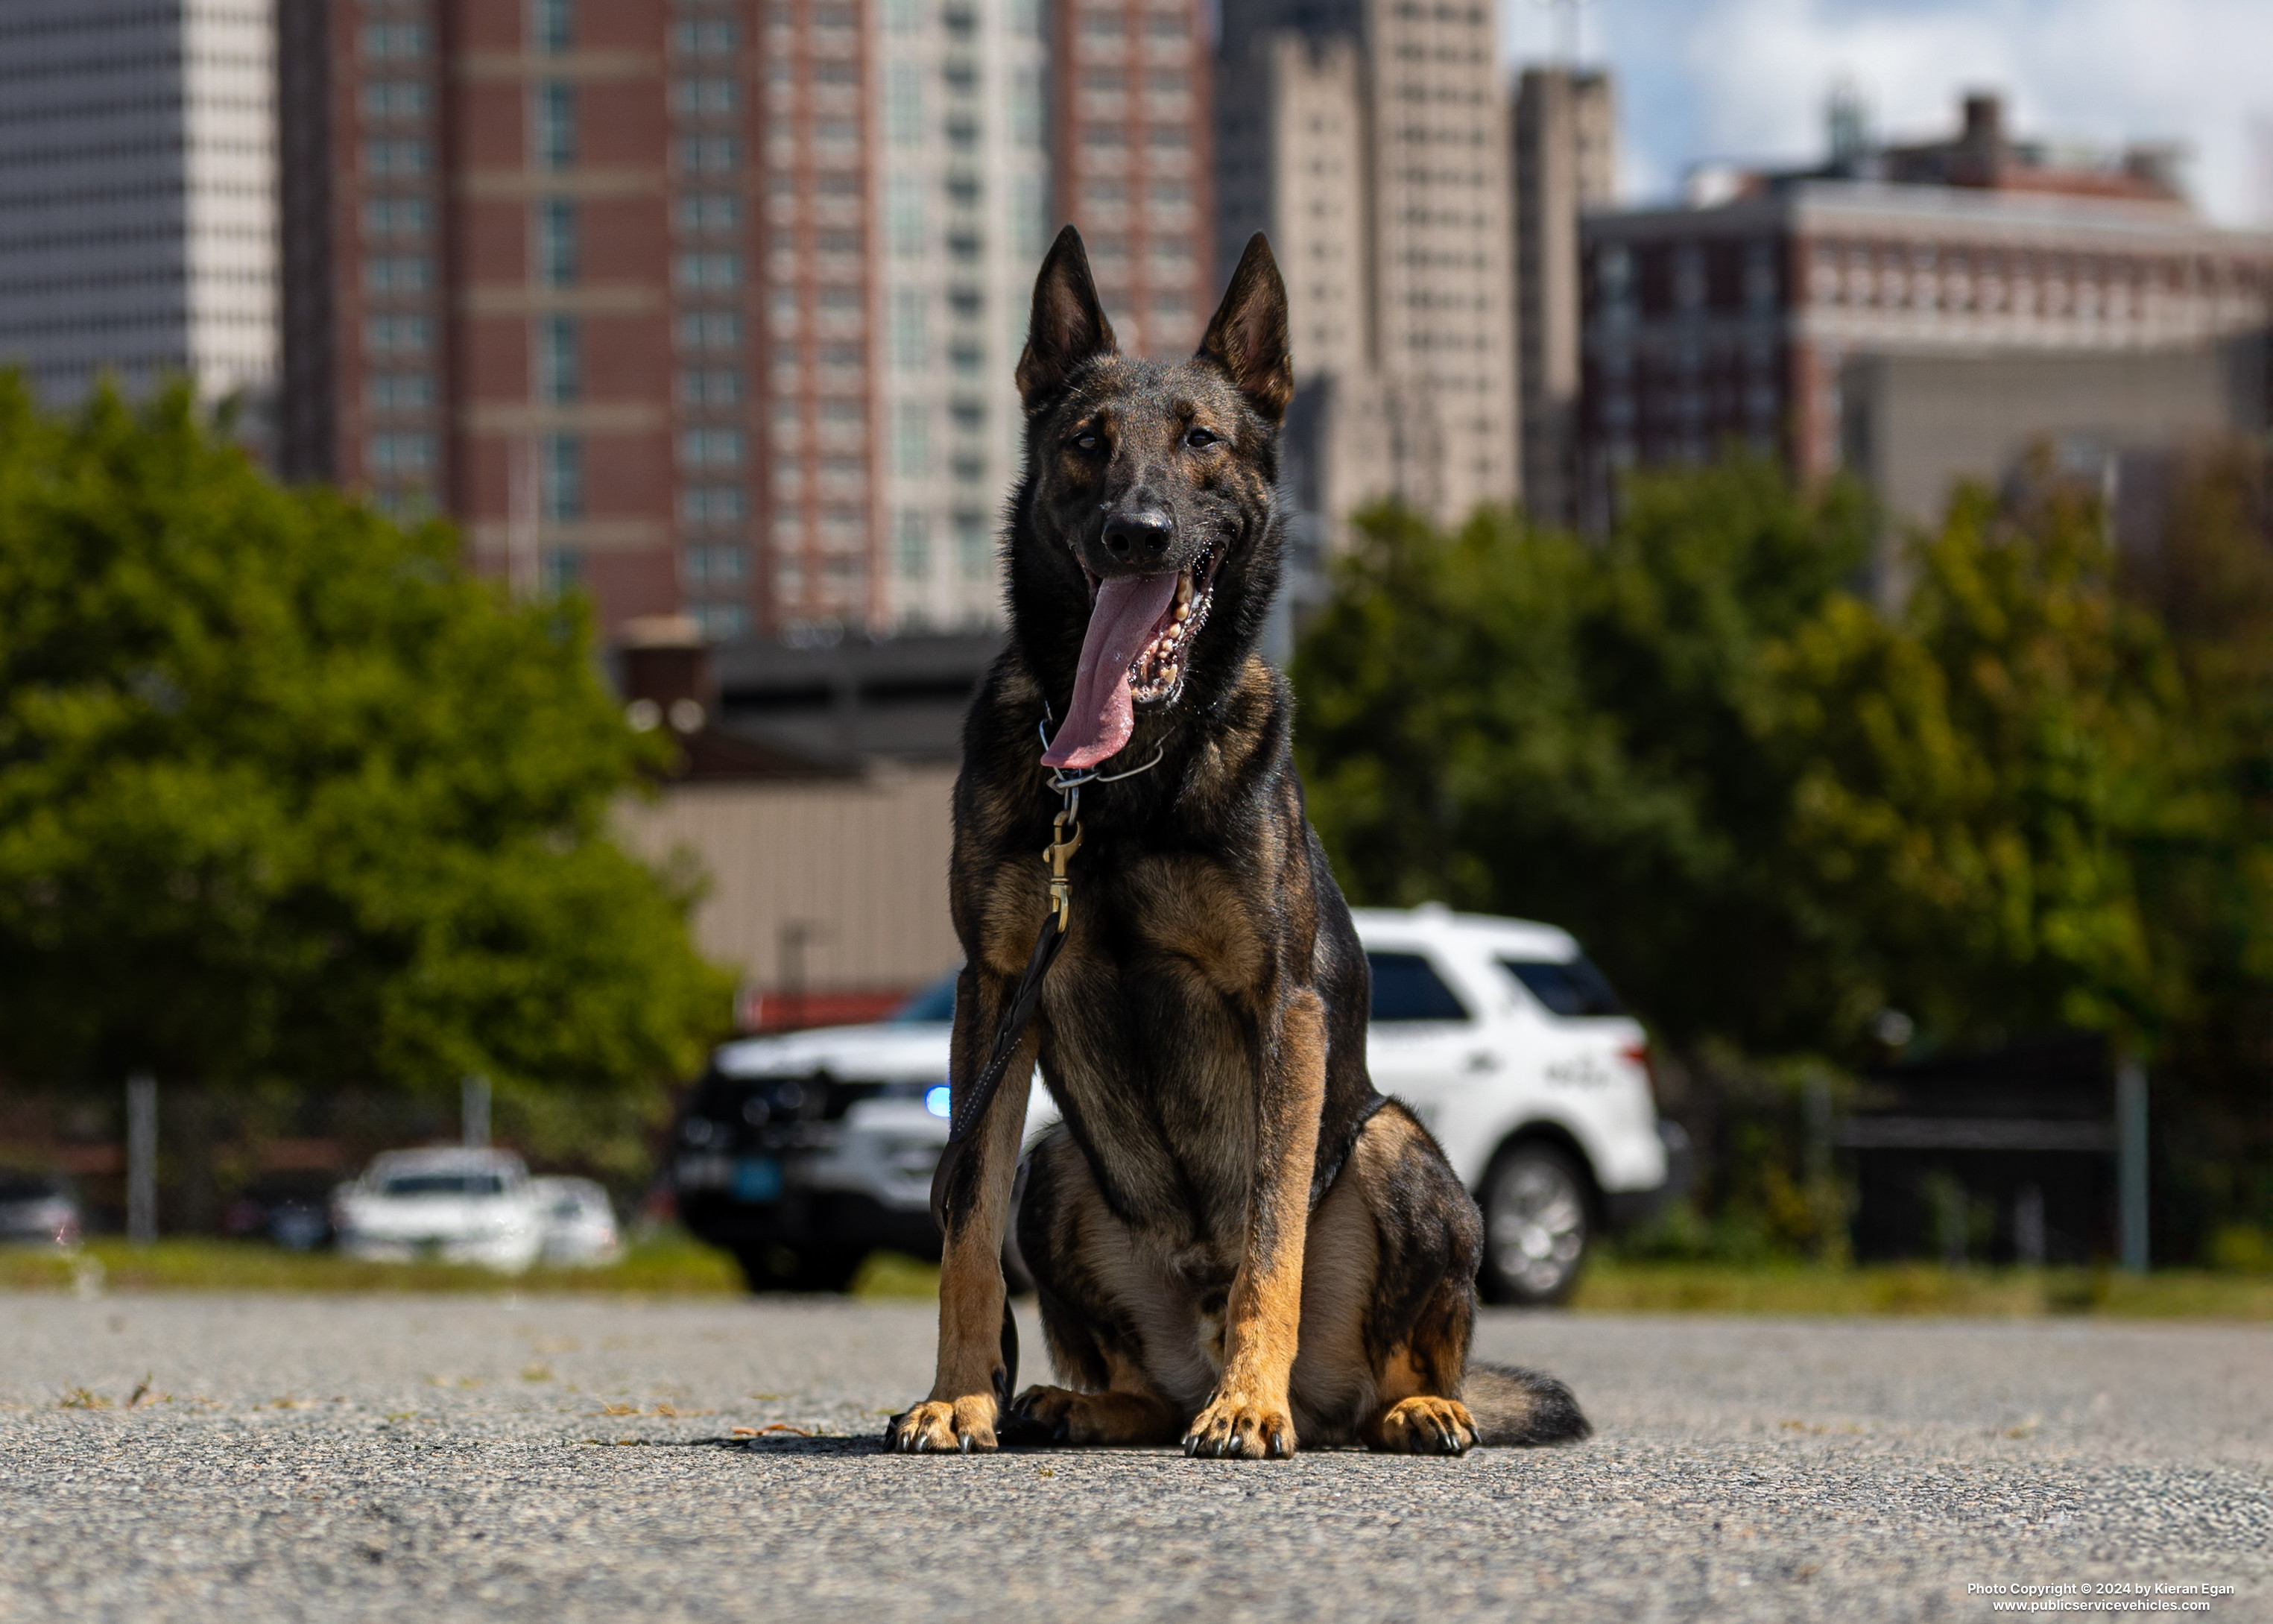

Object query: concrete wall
[1842,341,2266,530]
[614,765,961,993]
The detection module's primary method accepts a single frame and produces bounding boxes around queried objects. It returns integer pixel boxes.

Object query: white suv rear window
[1498,956,1627,1018]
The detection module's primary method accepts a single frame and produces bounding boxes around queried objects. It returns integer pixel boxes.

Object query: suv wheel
[1478,1143,1590,1307]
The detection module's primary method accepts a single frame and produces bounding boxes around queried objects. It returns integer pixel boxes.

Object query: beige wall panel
[616,766,962,991]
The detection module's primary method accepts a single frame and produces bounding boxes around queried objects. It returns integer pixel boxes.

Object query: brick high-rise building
[281,0,1128,645]
[1050,0,1213,358]
[281,0,695,631]
[1,0,278,414]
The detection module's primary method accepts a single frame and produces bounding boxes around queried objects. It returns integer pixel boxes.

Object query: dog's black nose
[1102,509,1175,561]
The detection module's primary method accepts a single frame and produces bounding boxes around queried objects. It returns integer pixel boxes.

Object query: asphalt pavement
[0,1291,2266,1623]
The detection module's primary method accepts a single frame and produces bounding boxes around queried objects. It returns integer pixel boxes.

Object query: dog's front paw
[1182,1389,1295,1459]
[884,1396,999,1453]
[1366,1395,1477,1456]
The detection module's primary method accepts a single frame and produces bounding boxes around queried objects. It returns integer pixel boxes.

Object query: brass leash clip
[1044,806,1084,934]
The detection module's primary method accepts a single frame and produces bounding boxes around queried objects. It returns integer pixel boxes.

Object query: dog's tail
[1461,1362,1592,1447]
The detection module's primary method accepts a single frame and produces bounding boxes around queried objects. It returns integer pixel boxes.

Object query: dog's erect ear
[1197,233,1292,425]
[1017,226,1119,409]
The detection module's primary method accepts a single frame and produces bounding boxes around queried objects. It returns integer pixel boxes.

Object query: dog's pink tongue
[1043,572,1180,770]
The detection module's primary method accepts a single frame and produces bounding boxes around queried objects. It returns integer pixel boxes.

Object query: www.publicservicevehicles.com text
[1973,1581,2238,1614]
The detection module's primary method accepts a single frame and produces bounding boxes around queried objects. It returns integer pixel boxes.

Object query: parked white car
[529,1176,622,1267]
[334,1149,544,1274]
[675,906,1680,1302]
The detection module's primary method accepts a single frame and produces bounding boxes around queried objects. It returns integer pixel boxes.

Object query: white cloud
[1505,0,2273,224]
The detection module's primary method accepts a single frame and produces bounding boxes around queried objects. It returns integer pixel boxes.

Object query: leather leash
[926,715,1163,1231]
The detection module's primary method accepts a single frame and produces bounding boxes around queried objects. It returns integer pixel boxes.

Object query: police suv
[671,905,1683,1302]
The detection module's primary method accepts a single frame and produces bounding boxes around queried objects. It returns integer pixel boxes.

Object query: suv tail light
[1621,1040,1658,1101]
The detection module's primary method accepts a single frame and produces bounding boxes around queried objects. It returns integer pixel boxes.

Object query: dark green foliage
[0,378,734,1108]
[1295,451,2273,1258]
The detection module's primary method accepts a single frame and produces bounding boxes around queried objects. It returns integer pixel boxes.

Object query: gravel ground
[0,1292,2265,1623]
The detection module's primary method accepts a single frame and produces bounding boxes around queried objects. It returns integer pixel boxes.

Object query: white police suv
[672,904,1681,1302]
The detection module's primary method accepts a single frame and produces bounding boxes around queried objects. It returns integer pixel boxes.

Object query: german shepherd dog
[885,228,1590,1459]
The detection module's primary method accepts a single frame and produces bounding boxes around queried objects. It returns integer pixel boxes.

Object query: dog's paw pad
[1367,1395,1476,1456]
[884,1397,998,1454]
[1182,1391,1295,1459]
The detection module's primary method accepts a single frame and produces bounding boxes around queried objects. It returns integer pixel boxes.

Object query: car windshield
[379,1172,506,1198]
[891,970,958,1023]
[1499,955,1628,1018]
[0,1175,63,1201]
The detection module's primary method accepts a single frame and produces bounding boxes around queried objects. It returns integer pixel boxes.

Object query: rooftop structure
[1578,92,2273,569]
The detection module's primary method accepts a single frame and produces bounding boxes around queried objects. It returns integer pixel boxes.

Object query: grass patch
[11,1240,2266,1319]
[848,1251,943,1301]
[1569,1260,2273,1320]
[0,1231,743,1296]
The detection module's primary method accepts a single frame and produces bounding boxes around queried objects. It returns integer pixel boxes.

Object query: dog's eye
[1184,427,1218,449]
[1072,430,1101,452]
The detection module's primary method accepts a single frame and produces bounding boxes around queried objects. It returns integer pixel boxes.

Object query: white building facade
[874,0,1052,633]
[0,0,278,410]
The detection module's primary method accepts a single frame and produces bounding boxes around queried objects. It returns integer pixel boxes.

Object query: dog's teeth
[1174,603,1190,622]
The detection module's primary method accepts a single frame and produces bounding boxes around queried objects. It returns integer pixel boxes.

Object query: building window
[888,175,924,257]
[679,428,746,467]
[954,510,990,578]
[541,435,584,519]
[541,546,584,594]
[683,543,748,587]
[887,63,922,145]
[364,198,430,237]
[363,256,430,293]
[366,315,431,353]
[533,0,573,52]
[671,19,739,55]
[675,251,743,290]
[534,83,576,169]
[677,312,743,350]
[893,402,928,475]
[367,433,434,475]
[678,136,742,174]
[361,22,428,57]
[361,81,427,119]
[679,368,744,406]
[692,603,750,640]
[367,373,432,412]
[533,199,577,285]
[676,194,740,233]
[894,510,929,577]
[680,486,747,525]
[537,317,580,402]
[363,139,429,177]
[672,78,739,116]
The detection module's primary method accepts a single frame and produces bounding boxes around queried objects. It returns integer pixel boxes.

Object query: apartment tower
[0,0,278,413]
[877,0,1051,632]
[282,0,1098,642]
[1050,0,1214,358]
[1511,66,1614,528]
[1217,0,1521,551]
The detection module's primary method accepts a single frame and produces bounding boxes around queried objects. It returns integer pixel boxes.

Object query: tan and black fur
[884,228,1590,1459]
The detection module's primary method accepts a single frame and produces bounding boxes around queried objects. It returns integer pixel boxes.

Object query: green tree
[1297,458,1880,1055]
[0,379,733,1121]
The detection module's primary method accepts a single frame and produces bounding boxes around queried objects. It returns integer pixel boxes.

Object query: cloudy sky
[1498,0,2273,226]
